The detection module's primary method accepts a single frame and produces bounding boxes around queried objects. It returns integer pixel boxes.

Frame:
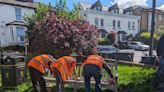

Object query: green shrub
[133,32,159,49]
[16,82,32,92]
[118,65,157,92]
[140,32,150,39]
[140,32,160,40]
[99,38,110,45]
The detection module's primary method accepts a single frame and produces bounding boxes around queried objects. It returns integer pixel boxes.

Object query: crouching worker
[27,54,56,92]
[50,56,79,92]
[82,47,115,92]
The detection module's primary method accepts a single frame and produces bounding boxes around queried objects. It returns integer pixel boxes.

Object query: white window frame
[95,18,99,26]
[15,7,22,20]
[16,27,25,42]
[100,19,104,27]
[118,21,121,28]
[132,22,135,29]
[128,21,131,29]
[10,27,14,42]
[113,20,116,28]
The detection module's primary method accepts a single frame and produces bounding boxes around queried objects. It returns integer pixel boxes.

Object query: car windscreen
[96,45,118,53]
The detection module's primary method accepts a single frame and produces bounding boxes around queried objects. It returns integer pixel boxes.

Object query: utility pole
[149,0,156,56]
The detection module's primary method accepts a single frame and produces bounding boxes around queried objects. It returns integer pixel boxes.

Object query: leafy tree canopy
[25,0,99,58]
[107,31,117,45]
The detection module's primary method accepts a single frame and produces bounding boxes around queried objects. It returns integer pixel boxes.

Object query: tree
[107,31,117,45]
[25,0,99,58]
[24,3,51,50]
[157,26,164,36]
[25,3,50,30]
[55,0,81,20]
[28,12,99,58]
[25,0,84,57]
[98,38,110,45]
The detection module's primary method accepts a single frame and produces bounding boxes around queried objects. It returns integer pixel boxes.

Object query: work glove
[76,77,81,81]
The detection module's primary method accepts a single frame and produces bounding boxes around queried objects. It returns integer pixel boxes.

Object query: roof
[80,9,141,19]
[123,5,146,13]
[91,0,102,11]
[0,0,37,9]
[79,2,108,11]
[124,5,164,13]
[6,21,26,26]
[108,3,119,11]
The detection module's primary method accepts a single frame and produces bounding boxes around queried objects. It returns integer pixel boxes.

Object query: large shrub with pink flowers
[25,2,99,58]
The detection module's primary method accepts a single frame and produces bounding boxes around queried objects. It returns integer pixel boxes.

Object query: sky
[34,0,164,10]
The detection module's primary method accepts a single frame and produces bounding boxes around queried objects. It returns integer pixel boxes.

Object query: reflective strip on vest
[32,59,42,66]
[63,57,72,72]
[63,57,71,63]
[56,61,69,80]
[40,55,49,69]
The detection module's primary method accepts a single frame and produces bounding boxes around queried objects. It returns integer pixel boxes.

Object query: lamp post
[149,0,156,56]
[141,0,156,65]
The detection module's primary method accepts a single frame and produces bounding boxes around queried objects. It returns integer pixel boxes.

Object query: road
[133,50,157,63]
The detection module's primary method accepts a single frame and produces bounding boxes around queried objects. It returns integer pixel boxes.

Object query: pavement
[133,50,157,63]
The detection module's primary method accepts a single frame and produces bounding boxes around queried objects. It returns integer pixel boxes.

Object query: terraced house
[124,5,164,32]
[0,0,37,46]
[78,0,141,41]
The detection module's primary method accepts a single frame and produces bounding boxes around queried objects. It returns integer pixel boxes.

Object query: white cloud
[157,4,164,10]
[113,0,148,9]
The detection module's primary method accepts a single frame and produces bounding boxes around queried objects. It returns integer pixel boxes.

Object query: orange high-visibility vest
[27,54,55,74]
[50,56,76,81]
[82,55,104,69]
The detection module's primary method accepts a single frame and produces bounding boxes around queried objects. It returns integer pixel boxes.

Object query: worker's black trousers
[29,67,48,92]
[53,68,65,92]
[83,64,102,92]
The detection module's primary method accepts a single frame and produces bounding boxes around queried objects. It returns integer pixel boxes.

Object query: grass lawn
[118,65,157,92]
[0,65,157,92]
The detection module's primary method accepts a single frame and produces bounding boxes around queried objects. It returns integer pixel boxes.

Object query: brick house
[124,5,164,32]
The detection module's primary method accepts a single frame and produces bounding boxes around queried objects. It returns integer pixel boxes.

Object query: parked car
[96,45,118,54]
[118,41,130,49]
[127,41,149,51]
[97,45,134,61]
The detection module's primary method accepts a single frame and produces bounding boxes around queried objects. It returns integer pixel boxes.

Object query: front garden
[0,64,157,92]
[0,0,159,92]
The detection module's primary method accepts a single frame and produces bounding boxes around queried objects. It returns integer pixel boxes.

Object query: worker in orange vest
[82,47,115,92]
[27,54,56,92]
[50,56,79,92]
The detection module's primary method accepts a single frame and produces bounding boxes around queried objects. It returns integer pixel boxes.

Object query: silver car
[127,41,150,51]
[97,45,135,61]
